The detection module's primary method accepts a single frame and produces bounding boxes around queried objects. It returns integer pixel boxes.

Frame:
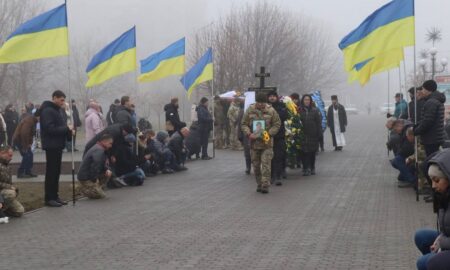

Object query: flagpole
[133,26,139,156]
[413,0,419,202]
[387,70,390,157]
[65,0,76,206]
[403,60,408,99]
[210,47,215,159]
[398,66,402,97]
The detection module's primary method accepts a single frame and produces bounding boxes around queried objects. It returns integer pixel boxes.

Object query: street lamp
[419,47,448,80]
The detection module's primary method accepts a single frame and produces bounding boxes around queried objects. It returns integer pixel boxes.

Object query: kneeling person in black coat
[113,134,145,186]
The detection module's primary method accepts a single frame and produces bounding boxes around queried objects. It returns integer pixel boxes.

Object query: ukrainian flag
[139,38,185,82]
[349,48,404,85]
[180,48,213,97]
[339,0,414,72]
[0,4,68,63]
[86,27,136,88]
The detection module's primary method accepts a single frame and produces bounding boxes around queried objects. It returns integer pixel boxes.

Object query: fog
[25,0,450,114]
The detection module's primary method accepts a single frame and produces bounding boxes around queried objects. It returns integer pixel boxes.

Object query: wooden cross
[249,66,277,93]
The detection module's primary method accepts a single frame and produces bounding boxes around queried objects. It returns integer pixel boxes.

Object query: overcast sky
[43,0,450,105]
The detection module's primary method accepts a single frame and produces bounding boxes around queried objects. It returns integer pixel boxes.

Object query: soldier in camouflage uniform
[241,92,281,193]
[228,97,243,150]
[0,145,25,217]
[213,96,226,149]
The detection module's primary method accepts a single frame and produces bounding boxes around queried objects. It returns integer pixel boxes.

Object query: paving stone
[0,115,434,270]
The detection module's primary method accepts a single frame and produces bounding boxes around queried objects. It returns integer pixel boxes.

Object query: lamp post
[419,47,448,80]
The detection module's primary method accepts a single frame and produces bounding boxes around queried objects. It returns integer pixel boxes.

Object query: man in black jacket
[115,96,133,126]
[40,90,74,207]
[414,80,446,157]
[164,97,186,135]
[267,91,288,186]
[197,97,213,160]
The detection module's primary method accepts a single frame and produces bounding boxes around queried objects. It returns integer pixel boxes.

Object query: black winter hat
[422,80,437,92]
[255,92,267,103]
[267,90,278,97]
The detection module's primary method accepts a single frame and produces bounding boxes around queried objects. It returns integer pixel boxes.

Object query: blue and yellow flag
[86,27,136,88]
[339,0,414,72]
[349,48,404,85]
[139,38,185,82]
[180,48,213,97]
[0,4,68,63]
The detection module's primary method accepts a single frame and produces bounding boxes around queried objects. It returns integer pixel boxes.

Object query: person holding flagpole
[40,90,74,207]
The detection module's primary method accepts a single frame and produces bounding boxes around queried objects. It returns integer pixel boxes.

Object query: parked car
[345,104,359,115]
[379,103,395,114]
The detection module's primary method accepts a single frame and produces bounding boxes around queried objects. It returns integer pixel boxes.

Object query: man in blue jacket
[394,93,408,120]
[40,90,74,207]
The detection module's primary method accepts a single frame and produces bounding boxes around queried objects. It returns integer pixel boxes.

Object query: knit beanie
[156,131,169,142]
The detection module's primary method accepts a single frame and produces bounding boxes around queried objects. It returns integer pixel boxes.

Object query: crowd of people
[384,79,450,270]
[0,91,214,222]
[0,88,349,221]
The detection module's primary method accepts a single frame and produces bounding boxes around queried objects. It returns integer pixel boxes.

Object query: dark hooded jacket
[39,101,71,150]
[414,91,446,145]
[164,103,185,131]
[184,122,201,156]
[426,149,450,250]
[269,100,288,139]
[83,123,134,157]
[113,141,138,176]
[300,104,322,153]
[115,105,133,126]
[196,104,213,132]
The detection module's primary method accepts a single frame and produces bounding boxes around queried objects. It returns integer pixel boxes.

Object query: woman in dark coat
[299,94,322,176]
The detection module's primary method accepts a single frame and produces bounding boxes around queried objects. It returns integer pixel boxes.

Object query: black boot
[303,169,311,176]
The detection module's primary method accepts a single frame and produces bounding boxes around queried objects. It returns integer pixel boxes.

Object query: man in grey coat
[77,134,113,199]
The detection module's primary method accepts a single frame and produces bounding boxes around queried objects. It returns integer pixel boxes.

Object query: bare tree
[190,1,340,98]
[0,0,45,107]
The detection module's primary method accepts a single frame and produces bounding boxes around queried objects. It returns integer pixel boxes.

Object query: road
[0,115,434,270]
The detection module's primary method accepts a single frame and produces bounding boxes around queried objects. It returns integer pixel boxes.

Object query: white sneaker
[0,217,9,224]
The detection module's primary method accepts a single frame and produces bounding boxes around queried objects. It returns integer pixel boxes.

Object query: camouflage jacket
[0,157,12,190]
[214,101,226,125]
[227,102,241,124]
[241,103,281,149]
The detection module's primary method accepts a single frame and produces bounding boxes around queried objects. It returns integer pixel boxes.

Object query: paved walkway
[1,115,434,270]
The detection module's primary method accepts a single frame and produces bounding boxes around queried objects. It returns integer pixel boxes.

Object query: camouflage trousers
[229,121,242,150]
[79,175,110,199]
[1,189,24,217]
[214,124,226,149]
[417,144,427,188]
[251,148,274,188]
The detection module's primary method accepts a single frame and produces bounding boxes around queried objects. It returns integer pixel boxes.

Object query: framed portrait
[252,120,265,134]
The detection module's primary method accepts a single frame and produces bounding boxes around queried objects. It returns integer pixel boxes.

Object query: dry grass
[14,182,82,212]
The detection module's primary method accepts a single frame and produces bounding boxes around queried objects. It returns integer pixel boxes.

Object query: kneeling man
[77,134,113,199]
